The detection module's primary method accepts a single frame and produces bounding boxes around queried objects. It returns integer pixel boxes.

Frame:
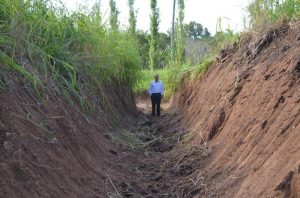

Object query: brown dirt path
[114,109,209,197]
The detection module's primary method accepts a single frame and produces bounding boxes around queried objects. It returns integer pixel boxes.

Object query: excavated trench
[116,23,300,198]
[109,100,211,197]
[1,23,300,198]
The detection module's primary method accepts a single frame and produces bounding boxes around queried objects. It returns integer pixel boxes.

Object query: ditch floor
[110,105,216,198]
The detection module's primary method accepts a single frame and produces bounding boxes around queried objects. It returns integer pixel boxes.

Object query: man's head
[154,74,159,82]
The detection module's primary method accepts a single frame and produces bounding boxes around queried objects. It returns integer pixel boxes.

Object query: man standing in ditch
[149,74,164,117]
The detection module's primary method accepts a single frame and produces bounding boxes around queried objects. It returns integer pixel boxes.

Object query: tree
[203,27,211,38]
[128,0,136,35]
[136,31,170,69]
[171,0,176,64]
[90,1,101,24]
[109,0,119,30]
[158,32,171,68]
[176,0,185,65]
[185,21,203,40]
[185,21,211,40]
[177,0,185,39]
[149,0,160,70]
[136,30,150,68]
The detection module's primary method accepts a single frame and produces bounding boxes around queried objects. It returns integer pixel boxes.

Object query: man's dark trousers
[151,93,162,117]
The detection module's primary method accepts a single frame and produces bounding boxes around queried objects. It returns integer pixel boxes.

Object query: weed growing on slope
[248,0,300,31]
[0,0,141,116]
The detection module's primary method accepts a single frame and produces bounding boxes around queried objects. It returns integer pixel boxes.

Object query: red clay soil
[0,83,142,197]
[1,22,300,198]
[170,22,300,197]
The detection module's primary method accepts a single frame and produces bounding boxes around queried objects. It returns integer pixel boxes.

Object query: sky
[62,0,252,35]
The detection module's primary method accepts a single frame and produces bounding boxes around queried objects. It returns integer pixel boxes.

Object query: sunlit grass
[0,0,141,116]
[247,0,300,30]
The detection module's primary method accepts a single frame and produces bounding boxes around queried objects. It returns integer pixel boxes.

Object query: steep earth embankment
[171,22,300,197]
[0,78,141,197]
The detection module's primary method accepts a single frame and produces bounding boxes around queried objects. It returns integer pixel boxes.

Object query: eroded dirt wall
[0,81,138,197]
[173,23,300,197]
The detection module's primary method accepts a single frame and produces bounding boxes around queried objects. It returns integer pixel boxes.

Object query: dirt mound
[170,22,300,197]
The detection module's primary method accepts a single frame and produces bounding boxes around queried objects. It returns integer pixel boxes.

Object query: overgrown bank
[0,0,141,113]
[0,1,143,196]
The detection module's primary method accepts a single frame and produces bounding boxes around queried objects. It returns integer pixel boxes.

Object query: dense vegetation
[175,0,185,67]
[248,0,300,30]
[138,0,300,97]
[128,0,137,35]
[149,0,160,71]
[0,0,141,112]
[109,0,119,30]
[0,0,299,103]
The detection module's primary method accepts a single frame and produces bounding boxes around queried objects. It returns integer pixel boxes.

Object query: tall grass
[164,19,239,95]
[0,0,141,113]
[136,26,239,98]
[247,0,300,30]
